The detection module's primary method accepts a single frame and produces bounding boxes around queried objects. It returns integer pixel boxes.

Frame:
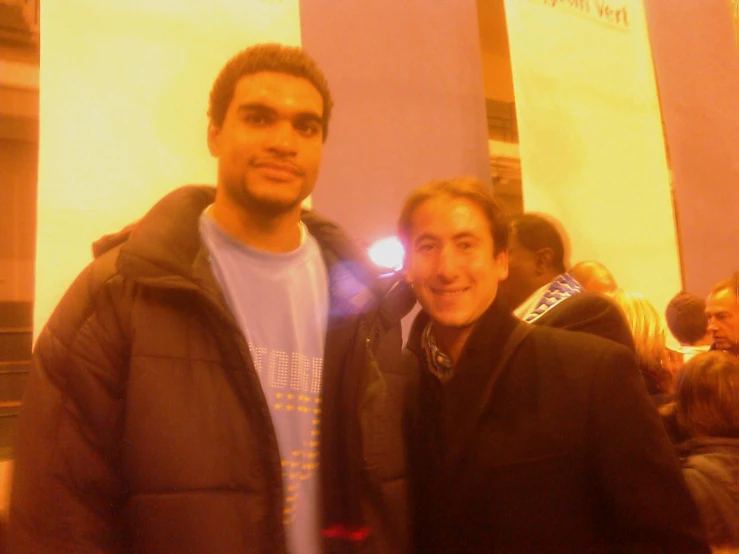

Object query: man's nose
[267,120,298,153]
[707,316,718,331]
[436,246,459,280]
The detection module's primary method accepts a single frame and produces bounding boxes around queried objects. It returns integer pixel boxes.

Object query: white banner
[504,0,681,313]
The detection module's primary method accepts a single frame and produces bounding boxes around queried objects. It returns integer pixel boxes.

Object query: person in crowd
[497,212,634,349]
[673,351,739,550]
[9,43,415,554]
[608,288,676,401]
[666,291,712,362]
[399,176,708,553]
[706,273,739,357]
[568,260,618,293]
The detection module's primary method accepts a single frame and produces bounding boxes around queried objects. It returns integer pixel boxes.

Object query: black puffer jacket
[9,186,415,554]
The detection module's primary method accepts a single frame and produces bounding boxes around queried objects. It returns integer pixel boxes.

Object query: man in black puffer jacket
[9,44,415,554]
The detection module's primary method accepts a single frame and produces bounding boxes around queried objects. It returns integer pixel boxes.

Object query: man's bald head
[569,261,617,294]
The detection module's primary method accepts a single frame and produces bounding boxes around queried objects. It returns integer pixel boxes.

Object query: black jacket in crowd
[405,299,709,553]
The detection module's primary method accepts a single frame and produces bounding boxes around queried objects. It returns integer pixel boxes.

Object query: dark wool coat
[679,438,739,549]
[9,186,414,554]
[531,290,636,352]
[405,299,709,554]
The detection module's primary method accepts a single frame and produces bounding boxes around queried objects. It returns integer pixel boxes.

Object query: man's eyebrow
[413,232,439,245]
[293,112,323,124]
[451,232,478,241]
[236,103,322,122]
[236,102,276,113]
[412,231,480,246]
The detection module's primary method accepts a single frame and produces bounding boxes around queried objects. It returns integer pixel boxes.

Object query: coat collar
[408,296,519,372]
[409,298,523,473]
[95,185,398,318]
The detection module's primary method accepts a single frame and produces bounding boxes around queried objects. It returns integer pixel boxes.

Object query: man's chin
[714,340,736,351]
[428,312,475,331]
[244,194,304,217]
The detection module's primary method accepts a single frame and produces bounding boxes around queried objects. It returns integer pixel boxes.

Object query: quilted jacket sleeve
[8,255,131,554]
[588,343,710,553]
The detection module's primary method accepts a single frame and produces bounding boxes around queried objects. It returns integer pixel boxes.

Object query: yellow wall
[34,1,301,337]
[504,0,681,314]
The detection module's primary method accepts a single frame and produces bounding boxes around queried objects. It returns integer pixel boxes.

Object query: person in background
[399,176,709,553]
[673,351,739,551]
[568,260,618,294]
[497,213,634,350]
[8,43,414,554]
[706,273,739,357]
[609,288,676,403]
[666,291,712,362]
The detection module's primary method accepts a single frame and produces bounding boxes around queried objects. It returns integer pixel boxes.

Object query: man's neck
[433,323,474,368]
[726,343,739,357]
[209,200,302,253]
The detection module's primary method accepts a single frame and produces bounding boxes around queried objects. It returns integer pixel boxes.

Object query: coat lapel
[438,302,522,474]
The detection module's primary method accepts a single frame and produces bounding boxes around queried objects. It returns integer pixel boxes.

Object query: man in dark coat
[398,177,708,553]
[497,213,634,350]
[9,44,414,554]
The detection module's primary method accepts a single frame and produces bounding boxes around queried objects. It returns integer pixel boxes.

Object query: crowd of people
[3,43,737,553]
[472,209,738,551]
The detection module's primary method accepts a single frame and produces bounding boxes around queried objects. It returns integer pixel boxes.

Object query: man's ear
[207,122,220,157]
[496,249,509,281]
[535,248,554,275]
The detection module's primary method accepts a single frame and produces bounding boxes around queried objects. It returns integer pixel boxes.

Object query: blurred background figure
[705,273,739,357]
[666,291,712,362]
[609,289,676,403]
[673,351,739,551]
[499,213,634,350]
[569,260,618,294]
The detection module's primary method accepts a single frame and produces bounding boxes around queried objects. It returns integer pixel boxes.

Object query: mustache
[251,158,304,177]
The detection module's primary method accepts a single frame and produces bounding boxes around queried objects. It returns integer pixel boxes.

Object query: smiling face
[207,71,324,221]
[404,195,509,346]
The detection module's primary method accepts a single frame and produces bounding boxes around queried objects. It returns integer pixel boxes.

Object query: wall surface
[0,140,36,302]
[644,0,739,296]
[34,0,302,336]
[299,0,490,245]
[477,0,516,103]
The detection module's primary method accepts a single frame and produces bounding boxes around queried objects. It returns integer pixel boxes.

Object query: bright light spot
[368,236,404,271]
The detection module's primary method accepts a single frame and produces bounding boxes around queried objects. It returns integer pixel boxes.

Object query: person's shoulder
[527,323,634,361]
[302,210,387,289]
[301,210,350,248]
[538,291,635,350]
[558,291,620,314]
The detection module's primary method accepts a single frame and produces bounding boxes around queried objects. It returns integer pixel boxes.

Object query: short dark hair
[509,213,566,273]
[208,43,333,140]
[665,291,708,345]
[675,351,739,438]
[397,177,508,255]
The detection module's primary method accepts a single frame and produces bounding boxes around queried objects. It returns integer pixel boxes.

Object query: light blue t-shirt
[200,209,329,554]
